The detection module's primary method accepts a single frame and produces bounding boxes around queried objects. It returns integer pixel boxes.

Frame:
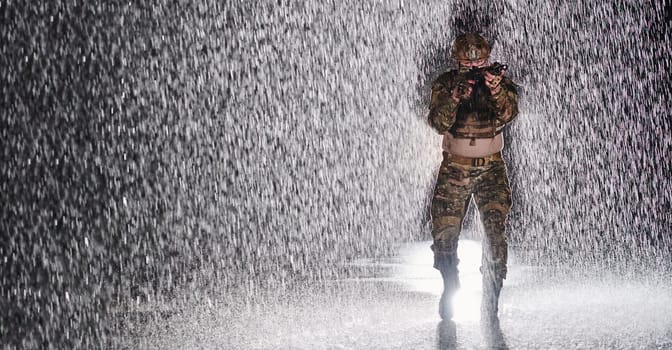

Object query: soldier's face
[458,58,488,69]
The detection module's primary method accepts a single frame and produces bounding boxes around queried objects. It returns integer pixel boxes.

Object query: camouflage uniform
[428,69,518,279]
[427,57,519,320]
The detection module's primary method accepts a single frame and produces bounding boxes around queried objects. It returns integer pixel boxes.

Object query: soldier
[427,33,519,322]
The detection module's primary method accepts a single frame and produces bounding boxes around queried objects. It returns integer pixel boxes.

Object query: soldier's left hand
[484,70,504,95]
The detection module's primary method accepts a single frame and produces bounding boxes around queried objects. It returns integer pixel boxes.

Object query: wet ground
[121,240,672,349]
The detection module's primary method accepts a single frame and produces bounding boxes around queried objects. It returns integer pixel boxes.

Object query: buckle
[472,157,485,166]
[472,155,495,166]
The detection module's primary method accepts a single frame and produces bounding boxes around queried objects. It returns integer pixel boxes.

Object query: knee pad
[481,206,508,229]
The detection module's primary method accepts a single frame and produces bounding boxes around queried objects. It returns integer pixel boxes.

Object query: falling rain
[1,0,670,349]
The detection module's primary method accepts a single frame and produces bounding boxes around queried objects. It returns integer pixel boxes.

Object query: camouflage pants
[431,153,512,280]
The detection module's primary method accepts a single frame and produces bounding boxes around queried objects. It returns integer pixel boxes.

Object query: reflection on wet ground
[122,240,672,349]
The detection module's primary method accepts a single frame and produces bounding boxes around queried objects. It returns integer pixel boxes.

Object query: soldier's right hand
[452,80,474,102]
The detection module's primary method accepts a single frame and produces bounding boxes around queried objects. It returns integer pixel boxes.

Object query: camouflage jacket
[427,69,519,137]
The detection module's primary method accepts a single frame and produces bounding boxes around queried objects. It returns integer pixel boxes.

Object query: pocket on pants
[439,163,470,187]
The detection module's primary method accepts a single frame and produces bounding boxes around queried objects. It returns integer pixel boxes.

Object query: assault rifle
[456,62,508,100]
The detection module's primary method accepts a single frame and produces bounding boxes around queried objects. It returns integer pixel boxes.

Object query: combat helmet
[451,33,491,62]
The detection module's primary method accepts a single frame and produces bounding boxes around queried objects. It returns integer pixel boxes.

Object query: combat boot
[481,266,504,326]
[432,240,460,320]
[436,254,460,320]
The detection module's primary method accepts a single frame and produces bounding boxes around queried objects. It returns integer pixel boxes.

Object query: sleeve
[491,76,519,125]
[427,74,459,134]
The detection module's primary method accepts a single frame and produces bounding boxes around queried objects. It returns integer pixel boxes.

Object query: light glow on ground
[396,239,484,323]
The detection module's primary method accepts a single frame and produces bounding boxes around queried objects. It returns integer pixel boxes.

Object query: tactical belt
[449,126,504,139]
[445,151,502,167]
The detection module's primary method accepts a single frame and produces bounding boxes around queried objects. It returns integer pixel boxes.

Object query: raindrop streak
[1,1,670,349]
